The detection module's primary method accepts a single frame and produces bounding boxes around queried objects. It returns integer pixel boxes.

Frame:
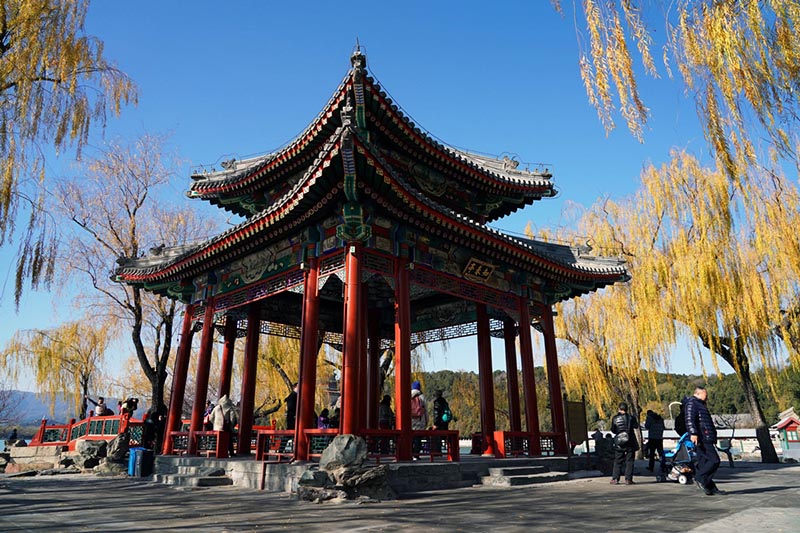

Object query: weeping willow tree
[553,0,800,177]
[0,317,112,419]
[0,0,136,305]
[557,150,800,462]
[55,134,214,416]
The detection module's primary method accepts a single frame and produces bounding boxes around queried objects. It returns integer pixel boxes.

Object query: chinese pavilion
[114,50,628,462]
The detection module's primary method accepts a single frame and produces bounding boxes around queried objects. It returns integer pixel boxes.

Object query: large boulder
[75,439,108,458]
[299,435,396,502]
[93,459,128,476]
[106,432,130,463]
[71,440,108,470]
[319,434,367,471]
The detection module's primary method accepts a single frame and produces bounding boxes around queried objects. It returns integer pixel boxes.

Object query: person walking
[432,389,452,454]
[378,395,394,430]
[610,402,638,485]
[285,383,298,429]
[210,394,238,456]
[378,395,394,454]
[685,387,724,495]
[410,381,427,458]
[644,410,665,472]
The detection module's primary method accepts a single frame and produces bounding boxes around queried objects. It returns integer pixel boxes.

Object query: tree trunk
[699,331,779,463]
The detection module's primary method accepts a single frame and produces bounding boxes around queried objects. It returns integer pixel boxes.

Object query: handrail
[304,428,339,459]
[254,429,295,462]
[27,414,143,449]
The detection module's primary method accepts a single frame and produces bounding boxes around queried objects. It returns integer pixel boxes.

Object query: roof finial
[351,39,366,69]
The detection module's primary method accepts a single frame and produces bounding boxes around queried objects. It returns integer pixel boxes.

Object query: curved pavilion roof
[115,51,628,307]
[186,52,556,224]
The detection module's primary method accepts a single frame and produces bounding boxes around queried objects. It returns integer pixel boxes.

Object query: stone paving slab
[1,461,798,532]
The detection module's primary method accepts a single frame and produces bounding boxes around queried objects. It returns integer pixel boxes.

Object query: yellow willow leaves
[0,317,113,417]
[0,0,136,304]
[559,1,800,177]
[556,149,800,408]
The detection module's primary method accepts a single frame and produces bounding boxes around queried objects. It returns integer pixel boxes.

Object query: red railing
[539,432,559,456]
[494,431,533,457]
[472,430,562,457]
[361,429,398,463]
[29,414,143,451]
[167,421,276,456]
[304,428,339,459]
[254,429,295,462]
[191,430,230,458]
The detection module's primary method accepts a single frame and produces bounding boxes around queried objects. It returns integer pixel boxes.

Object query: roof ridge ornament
[341,93,354,129]
[351,41,366,69]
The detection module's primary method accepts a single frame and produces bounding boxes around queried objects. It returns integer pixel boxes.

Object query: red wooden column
[366,313,381,429]
[357,287,369,429]
[163,304,195,455]
[518,295,541,454]
[341,243,363,435]
[541,304,567,454]
[218,315,237,398]
[295,257,320,461]
[188,300,215,454]
[394,255,412,460]
[237,303,260,456]
[476,303,498,457]
[503,318,522,433]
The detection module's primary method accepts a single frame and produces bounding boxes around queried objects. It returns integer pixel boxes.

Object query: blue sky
[1,1,712,389]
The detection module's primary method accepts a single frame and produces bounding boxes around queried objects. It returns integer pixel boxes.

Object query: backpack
[442,406,454,423]
[411,395,424,418]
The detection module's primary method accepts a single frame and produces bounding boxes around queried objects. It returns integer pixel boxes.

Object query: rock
[59,456,75,468]
[106,432,130,463]
[299,469,331,488]
[4,469,38,478]
[73,455,101,470]
[39,466,81,476]
[93,459,128,476]
[319,434,367,471]
[75,439,108,458]
[296,486,348,503]
[4,462,54,474]
[336,465,396,501]
[298,435,396,503]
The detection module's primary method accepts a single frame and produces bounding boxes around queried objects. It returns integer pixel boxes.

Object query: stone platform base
[153,454,583,495]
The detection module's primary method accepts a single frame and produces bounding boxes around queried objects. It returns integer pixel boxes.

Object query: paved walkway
[1,461,799,532]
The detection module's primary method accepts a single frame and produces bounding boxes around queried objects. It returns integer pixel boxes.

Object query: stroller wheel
[678,473,690,485]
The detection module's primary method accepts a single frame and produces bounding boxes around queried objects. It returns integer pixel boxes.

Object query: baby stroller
[655,433,696,485]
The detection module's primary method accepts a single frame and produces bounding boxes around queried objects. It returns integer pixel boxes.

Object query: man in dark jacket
[644,410,665,472]
[610,402,638,485]
[685,387,724,495]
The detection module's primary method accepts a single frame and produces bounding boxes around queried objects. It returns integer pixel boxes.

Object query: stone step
[480,471,570,487]
[487,466,548,477]
[154,473,233,487]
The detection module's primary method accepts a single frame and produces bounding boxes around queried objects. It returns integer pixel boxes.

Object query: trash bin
[128,447,144,476]
[135,448,154,477]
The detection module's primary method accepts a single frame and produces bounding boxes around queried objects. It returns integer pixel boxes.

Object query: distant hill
[3,391,148,424]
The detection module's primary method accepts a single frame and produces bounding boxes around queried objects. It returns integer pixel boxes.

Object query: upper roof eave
[361,74,558,196]
[116,126,627,289]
